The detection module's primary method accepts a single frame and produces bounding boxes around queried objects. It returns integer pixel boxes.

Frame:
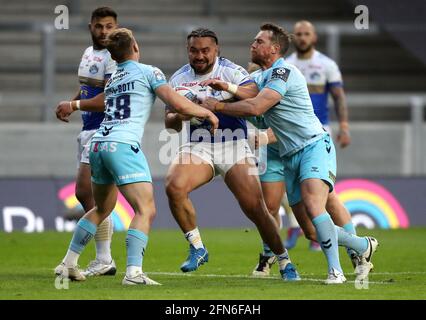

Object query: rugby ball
[174,86,204,126]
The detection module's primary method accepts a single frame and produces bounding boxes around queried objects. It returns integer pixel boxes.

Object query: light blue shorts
[89,141,152,185]
[258,144,285,183]
[283,134,336,206]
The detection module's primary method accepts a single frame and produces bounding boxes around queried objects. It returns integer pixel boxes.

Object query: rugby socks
[63,218,97,267]
[94,215,114,264]
[312,213,343,273]
[336,225,368,255]
[262,242,274,257]
[184,227,204,250]
[343,222,359,258]
[276,249,291,270]
[126,228,148,277]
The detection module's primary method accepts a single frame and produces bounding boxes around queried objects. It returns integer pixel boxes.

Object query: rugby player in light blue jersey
[54,7,118,277]
[55,28,219,285]
[285,20,352,252]
[202,23,378,284]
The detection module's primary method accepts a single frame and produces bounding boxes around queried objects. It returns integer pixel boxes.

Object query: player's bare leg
[327,190,370,269]
[55,183,117,281]
[252,181,284,276]
[119,182,160,285]
[75,164,116,276]
[224,159,300,281]
[165,153,213,272]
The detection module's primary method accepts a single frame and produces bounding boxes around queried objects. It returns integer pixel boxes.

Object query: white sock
[276,250,290,271]
[63,250,80,267]
[95,241,112,264]
[184,227,204,249]
[95,216,113,264]
[126,265,142,277]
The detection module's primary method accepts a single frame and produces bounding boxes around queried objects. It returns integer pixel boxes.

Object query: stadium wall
[0,177,423,232]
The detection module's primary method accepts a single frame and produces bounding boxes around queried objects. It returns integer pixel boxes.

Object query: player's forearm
[71,93,106,112]
[215,99,260,117]
[331,88,349,128]
[266,128,277,144]
[231,83,259,100]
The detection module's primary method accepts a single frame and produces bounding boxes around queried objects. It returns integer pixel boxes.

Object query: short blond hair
[106,28,134,62]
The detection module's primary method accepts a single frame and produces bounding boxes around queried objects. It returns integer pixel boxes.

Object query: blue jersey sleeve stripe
[328,81,343,87]
[239,79,255,86]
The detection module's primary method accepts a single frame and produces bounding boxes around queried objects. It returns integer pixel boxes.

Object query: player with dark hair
[55,6,118,277]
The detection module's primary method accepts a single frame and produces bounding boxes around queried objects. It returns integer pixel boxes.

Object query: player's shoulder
[133,62,166,80]
[218,57,249,74]
[170,64,192,82]
[285,52,297,63]
[314,50,339,67]
[266,58,299,82]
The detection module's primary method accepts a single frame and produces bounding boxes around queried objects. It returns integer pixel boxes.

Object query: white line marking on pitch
[148,272,394,284]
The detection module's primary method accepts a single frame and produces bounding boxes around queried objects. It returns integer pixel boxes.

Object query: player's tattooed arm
[199,79,259,100]
[330,86,351,148]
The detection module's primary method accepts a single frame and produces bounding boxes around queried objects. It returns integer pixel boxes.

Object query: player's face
[89,16,117,49]
[293,24,316,53]
[250,31,275,66]
[187,37,218,75]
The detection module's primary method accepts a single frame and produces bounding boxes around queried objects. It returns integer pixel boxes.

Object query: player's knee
[303,199,324,218]
[75,187,93,210]
[304,231,317,242]
[266,204,280,218]
[165,176,190,199]
[243,198,267,220]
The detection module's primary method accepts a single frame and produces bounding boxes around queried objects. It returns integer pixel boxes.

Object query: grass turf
[0,228,425,300]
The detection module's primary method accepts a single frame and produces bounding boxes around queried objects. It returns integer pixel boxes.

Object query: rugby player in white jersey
[284,20,355,255]
[54,7,118,277]
[164,28,300,281]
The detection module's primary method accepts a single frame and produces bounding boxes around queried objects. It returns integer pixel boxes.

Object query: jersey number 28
[105,94,131,121]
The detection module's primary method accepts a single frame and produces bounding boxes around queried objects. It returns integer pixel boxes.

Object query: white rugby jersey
[169,57,253,142]
[286,50,343,125]
[78,46,116,130]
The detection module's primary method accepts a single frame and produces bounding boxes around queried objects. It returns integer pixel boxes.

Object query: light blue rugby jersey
[91,60,167,147]
[255,58,325,157]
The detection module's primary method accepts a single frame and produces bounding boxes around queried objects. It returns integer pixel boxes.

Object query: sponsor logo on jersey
[271,68,290,82]
[89,64,99,75]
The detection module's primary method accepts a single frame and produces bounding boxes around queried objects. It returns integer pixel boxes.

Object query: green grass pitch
[0,228,425,300]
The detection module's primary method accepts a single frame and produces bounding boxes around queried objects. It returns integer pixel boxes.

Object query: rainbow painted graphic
[58,182,134,231]
[335,179,409,229]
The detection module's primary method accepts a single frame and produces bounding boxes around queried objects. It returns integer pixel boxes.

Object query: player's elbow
[251,105,264,117]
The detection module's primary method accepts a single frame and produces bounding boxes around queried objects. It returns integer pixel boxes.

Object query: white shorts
[77,129,97,167]
[176,139,257,177]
